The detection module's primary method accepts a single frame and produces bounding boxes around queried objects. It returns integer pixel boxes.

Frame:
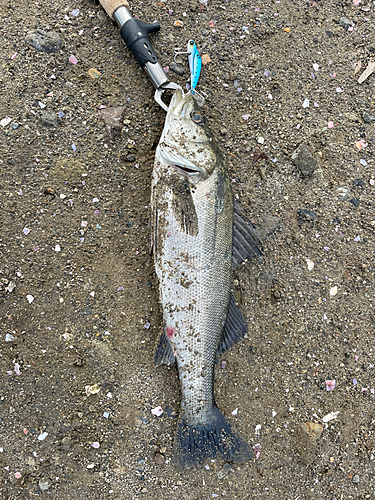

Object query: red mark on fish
[166,326,175,339]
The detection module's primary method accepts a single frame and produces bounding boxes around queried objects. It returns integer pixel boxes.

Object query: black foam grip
[120,18,160,67]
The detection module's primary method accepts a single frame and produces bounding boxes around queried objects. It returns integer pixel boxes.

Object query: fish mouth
[158,144,202,178]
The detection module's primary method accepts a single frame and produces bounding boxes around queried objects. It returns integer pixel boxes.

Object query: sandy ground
[1,0,375,498]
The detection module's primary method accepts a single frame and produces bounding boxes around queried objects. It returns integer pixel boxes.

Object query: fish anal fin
[217,293,247,356]
[232,201,262,269]
[155,332,176,366]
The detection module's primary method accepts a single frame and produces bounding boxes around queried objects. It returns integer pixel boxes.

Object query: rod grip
[99,0,130,19]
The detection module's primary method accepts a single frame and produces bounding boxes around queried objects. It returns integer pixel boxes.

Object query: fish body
[187,39,202,94]
[151,90,261,468]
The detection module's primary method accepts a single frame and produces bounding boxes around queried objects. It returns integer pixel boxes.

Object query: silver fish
[151,89,261,469]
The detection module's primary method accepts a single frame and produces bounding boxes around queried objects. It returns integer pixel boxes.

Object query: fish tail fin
[172,406,253,469]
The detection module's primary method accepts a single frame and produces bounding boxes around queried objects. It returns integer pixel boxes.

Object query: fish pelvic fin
[154,333,176,366]
[172,406,253,469]
[232,202,262,269]
[217,293,247,356]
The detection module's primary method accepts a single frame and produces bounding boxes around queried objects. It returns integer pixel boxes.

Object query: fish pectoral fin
[172,180,198,236]
[155,333,176,366]
[217,293,247,356]
[232,201,262,269]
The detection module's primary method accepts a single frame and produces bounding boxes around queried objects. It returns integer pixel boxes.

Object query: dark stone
[169,61,185,76]
[349,198,359,207]
[292,143,317,177]
[126,154,136,162]
[354,178,365,187]
[40,110,58,127]
[25,29,62,53]
[297,209,318,225]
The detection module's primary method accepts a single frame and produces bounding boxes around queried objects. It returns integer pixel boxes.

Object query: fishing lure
[175,40,203,96]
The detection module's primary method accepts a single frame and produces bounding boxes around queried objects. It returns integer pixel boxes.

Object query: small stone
[336,187,350,201]
[174,20,184,27]
[340,17,354,29]
[98,106,126,140]
[5,333,15,342]
[220,128,227,135]
[352,475,359,484]
[354,178,365,187]
[40,110,58,127]
[154,452,165,465]
[0,117,12,128]
[349,197,359,207]
[217,463,233,479]
[126,154,136,162]
[11,122,19,130]
[25,29,62,53]
[39,480,51,491]
[292,143,317,177]
[169,61,185,76]
[303,422,323,442]
[88,68,101,79]
[297,208,317,223]
[363,111,374,123]
[38,431,48,441]
[201,54,211,65]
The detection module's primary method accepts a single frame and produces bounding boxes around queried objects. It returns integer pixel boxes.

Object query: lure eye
[189,40,195,46]
[191,112,205,125]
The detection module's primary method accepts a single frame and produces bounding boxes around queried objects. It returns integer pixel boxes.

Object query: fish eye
[189,40,194,46]
[191,112,205,125]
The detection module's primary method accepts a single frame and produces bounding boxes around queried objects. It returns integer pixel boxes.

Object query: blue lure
[174,40,203,95]
[187,39,202,95]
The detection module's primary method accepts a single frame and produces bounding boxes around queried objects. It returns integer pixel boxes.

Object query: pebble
[11,122,19,130]
[98,106,126,140]
[154,452,165,465]
[352,474,359,484]
[25,29,62,53]
[363,111,374,123]
[297,208,317,223]
[88,68,101,79]
[39,480,51,491]
[40,110,58,127]
[5,333,14,342]
[354,178,365,187]
[340,17,354,29]
[349,197,359,207]
[217,463,232,479]
[336,187,350,201]
[291,143,317,177]
[169,61,185,76]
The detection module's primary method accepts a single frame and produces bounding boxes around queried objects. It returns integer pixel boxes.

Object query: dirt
[1,0,375,498]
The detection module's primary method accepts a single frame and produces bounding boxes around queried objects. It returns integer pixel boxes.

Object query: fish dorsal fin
[232,202,262,269]
[217,293,247,356]
[155,333,176,366]
[172,180,198,236]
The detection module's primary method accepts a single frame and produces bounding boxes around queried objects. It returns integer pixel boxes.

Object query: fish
[151,89,262,469]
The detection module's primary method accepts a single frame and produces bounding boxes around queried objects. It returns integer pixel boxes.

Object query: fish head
[157,90,220,185]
